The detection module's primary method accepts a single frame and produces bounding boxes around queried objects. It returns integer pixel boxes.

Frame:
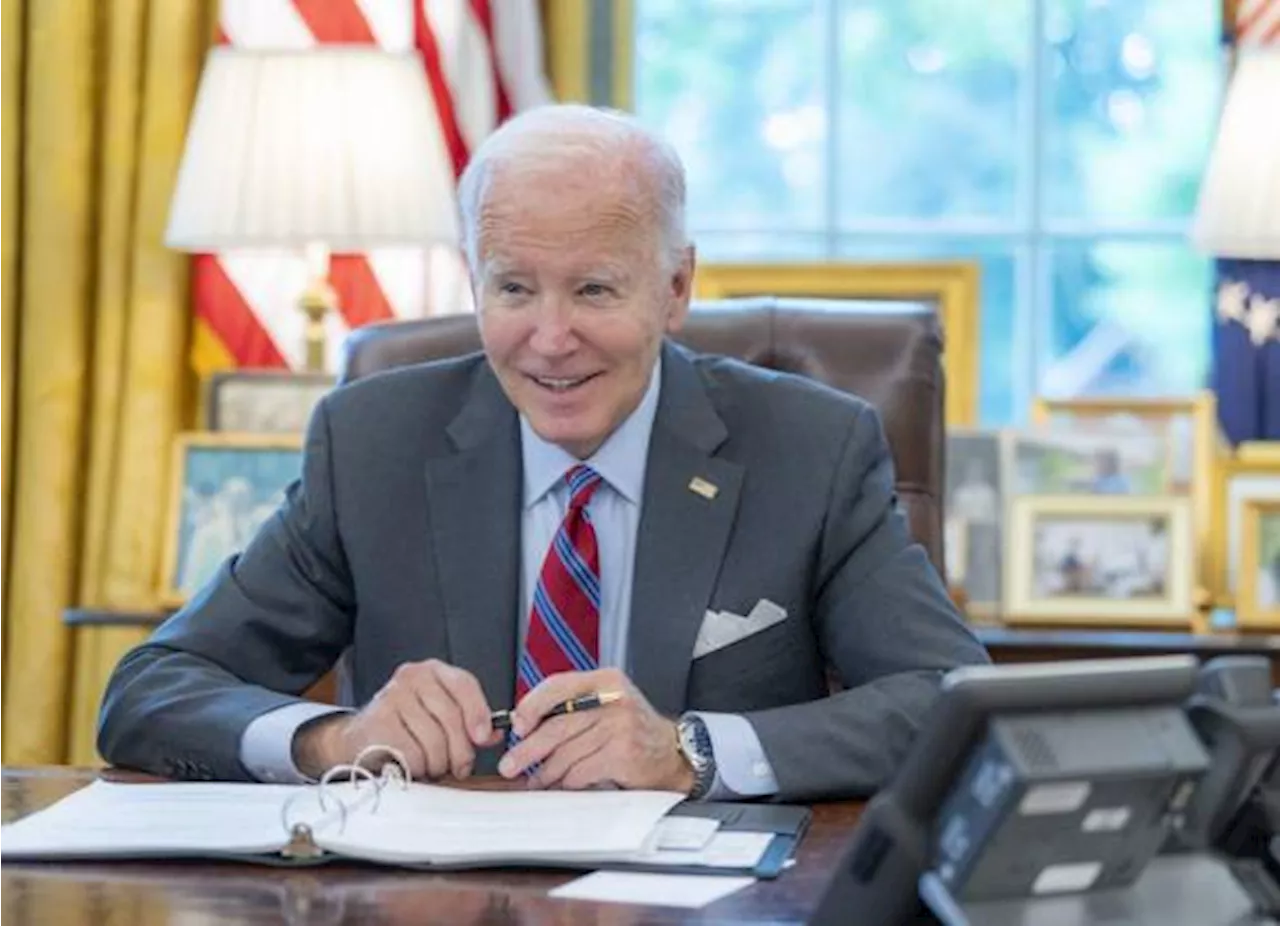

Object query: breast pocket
[687,617,822,711]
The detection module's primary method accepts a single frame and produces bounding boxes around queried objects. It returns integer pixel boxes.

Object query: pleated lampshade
[166,47,458,252]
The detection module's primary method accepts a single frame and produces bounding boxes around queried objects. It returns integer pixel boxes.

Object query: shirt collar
[521,355,662,509]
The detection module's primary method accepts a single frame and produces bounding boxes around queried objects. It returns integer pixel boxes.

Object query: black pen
[490,690,623,732]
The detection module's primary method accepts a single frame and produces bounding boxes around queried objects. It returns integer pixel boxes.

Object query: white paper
[652,816,720,850]
[549,871,756,908]
[315,782,685,865]
[0,779,684,869]
[0,781,309,858]
[629,831,774,869]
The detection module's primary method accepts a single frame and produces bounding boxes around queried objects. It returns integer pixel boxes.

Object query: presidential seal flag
[1193,1,1280,444]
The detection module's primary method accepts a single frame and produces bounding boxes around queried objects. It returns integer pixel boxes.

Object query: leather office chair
[339,297,947,576]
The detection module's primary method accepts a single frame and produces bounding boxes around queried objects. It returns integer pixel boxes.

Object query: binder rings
[1,746,809,879]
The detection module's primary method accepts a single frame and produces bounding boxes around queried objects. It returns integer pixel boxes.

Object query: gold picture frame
[1238,498,1280,630]
[1030,393,1218,593]
[694,261,981,426]
[1214,453,1280,607]
[159,432,304,608]
[1004,495,1197,629]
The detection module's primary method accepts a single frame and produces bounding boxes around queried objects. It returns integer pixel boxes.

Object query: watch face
[679,719,709,770]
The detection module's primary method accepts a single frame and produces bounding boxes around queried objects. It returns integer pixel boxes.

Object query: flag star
[1217,280,1250,323]
[1245,295,1280,347]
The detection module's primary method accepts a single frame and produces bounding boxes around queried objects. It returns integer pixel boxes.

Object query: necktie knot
[565,464,603,511]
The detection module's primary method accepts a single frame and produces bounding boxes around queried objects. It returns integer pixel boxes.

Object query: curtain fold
[2,0,214,765]
[0,0,24,758]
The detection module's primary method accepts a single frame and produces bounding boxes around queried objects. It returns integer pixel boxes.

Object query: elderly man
[99,104,988,802]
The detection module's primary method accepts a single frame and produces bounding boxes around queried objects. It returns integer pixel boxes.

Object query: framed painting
[1030,393,1218,591]
[1003,428,1175,496]
[159,433,304,607]
[694,261,980,426]
[1215,454,1280,606]
[945,428,1007,616]
[1004,495,1196,629]
[1237,498,1280,630]
[204,371,336,434]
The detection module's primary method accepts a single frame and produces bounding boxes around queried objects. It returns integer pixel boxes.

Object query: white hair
[456,104,688,271]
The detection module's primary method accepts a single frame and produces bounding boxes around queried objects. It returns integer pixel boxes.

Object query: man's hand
[497,668,695,793]
[292,660,501,780]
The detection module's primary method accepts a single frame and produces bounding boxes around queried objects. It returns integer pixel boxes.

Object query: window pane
[837,0,1029,223]
[692,232,828,262]
[1040,241,1211,398]
[633,0,826,232]
[837,240,1020,424]
[1044,0,1220,221]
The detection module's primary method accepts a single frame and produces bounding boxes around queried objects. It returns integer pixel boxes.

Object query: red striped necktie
[517,464,604,700]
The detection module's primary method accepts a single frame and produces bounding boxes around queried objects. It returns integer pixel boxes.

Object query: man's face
[473,168,694,459]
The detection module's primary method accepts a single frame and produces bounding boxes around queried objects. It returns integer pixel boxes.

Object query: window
[632,0,1221,423]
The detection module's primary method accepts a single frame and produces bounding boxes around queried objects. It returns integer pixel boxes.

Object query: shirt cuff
[239,702,350,784]
[690,712,779,800]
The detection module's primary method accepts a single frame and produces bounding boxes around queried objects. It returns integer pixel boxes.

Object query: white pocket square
[693,599,788,659]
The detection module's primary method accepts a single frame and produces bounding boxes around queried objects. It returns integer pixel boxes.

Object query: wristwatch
[676,714,716,800]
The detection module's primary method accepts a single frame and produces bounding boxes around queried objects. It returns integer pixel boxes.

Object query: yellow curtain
[541,0,633,109]
[2,0,215,765]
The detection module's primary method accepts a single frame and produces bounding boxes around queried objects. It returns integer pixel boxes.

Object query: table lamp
[165,47,458,372]
[1191,44,1280,445]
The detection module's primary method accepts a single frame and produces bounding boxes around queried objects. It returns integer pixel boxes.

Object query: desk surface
[1,767,862,925]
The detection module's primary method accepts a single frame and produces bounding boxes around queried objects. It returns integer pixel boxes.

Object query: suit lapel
[629,344,743,717]
[423,365,521,714]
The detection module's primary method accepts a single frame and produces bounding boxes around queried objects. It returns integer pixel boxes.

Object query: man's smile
[526,372,604,393]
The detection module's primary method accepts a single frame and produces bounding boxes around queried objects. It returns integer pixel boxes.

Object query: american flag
[191,0,550,374]
[1237,0,1280,45]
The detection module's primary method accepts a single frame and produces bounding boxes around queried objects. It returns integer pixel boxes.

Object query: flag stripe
[291,0,377,44]
[414,1,471,178]
[330,255,398,328]
[1238,0,1280,42]
[469,0,514,122]
[193,256,289,367]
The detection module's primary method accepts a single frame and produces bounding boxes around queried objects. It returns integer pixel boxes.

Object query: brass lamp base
[298,244,338,373]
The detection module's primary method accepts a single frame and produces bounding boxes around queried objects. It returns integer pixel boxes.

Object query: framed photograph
[1005,428,1174,495]
[695,261,981,427]
[159,433,304,607]
[1238,499,1280,629]
[204,370,335,434]
[1215,455,1280,604]
[1004,495,1196,628]
[945,517,969,586]
[945,428,1006,614]
[1030,393,1218,588]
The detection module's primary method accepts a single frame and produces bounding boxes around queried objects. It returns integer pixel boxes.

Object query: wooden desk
[974,626,1280,685]
[1,767,863,925]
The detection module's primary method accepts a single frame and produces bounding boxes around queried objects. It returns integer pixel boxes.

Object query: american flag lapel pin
[688,476,719,500]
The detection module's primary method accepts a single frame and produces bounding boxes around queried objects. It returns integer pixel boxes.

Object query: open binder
[1,747,808,879]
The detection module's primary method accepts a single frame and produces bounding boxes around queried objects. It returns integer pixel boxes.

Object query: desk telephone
[1182,656,1280,916]
[809,655,1280,926]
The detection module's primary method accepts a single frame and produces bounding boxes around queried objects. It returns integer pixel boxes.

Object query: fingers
[414,675,475,779]
[369,660,501,781]
[513,668,627,737]
[528,720,612,790]
[498,711,598,779]
[390,683,450,780]
[432,662,497,744]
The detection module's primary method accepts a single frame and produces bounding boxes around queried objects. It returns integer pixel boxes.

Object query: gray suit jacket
[98,342,989,800]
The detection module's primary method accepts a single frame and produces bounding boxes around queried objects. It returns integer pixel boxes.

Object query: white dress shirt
[241,357,779,798]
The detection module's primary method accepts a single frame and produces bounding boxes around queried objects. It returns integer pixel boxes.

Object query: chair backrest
[339,297,947,574]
